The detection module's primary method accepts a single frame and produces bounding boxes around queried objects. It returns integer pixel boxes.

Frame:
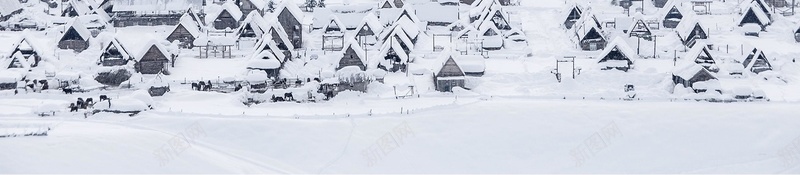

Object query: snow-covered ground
[2,97,800,173]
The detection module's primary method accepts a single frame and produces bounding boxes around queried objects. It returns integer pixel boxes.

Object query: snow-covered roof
[354,13,384,35]
[378,37,410,63]
[0,0,22,17]
[626,16,651,35]
[598,37,638,62]
[675,16,705,40]
[683,41,714,62]
[658,1,693,21]
[173,13,202,39]
[433,53,465,78]
[60,18,93,42]
[737,2,771,27]
[275,0,305,23]
[261,16,296,50]
[380,0,397,8]
[3,52,31,70]
[0,70,23,83]
[251,38,287,61]
[692,79,721,90]
[479,23,501,37]
[476,6,510,30]
[206,2,244,25]
[103,37,133,61]
[239,11,268,37]
[134,40,170,61]
[112,0,203,13]
[7,36,45,57]
[455,55,485,73]
[673,62,711,80]
[412,4,459,24]
[381,27,416,50]
[338,39,368,65]
[247,57,281,70]
[324,15,346,33]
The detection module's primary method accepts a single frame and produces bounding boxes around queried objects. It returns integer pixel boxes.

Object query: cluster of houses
[564,0,781,97]
[0,0,518,97]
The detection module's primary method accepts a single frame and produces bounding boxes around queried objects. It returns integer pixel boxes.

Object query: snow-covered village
[1,0,800,173]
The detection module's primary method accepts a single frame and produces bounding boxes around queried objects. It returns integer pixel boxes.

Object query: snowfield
[2,98,800,173]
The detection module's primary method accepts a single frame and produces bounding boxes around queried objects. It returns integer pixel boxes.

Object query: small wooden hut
[433,56,466,92]
[597,37,637,71]
[58,18,92,52]
[166,14,202,48]
[98,38,133,66]
[134,41,172,75]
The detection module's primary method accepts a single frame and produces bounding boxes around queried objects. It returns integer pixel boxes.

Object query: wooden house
[353,13,383,45]
[661,3,688,29]
[0,0,22,22]
[683,42,719,72]
[58,18,92,52]
[675,17,708,48]
[563,4,583,29]
[741,48,773,74]
[134,41,172,75]
[627,16,652,40]
[166,14,202,48]
[336,40,368,71]
[248,39,287,78]
[98,38,133,66]
[737,2,771,30]
[7,37,44,67]
[597,37,637,71]
[381,15,422,44]
[572,14,606,51]
[238,11,268,39]
[575,25,606,51]
[275,0,305,48]
[207,2,244,30]
[433,55,466,92]
[672,63,719,93]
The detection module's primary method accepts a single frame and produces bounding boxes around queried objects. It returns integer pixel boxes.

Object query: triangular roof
[378,38,411,63]
[751,0,774,19]
[598,37,638,63]
[336,39,368,70]
[576,25,604,41]
[353,13,384,37]
[676,17,706,40]
[673,63,715,81]
[59,18,93,42]
[260,18,295,50]
[134,40,170,62]
[238,11,268,38]
[396,5,422,25]
[102,37,133,61]
[323,15,346,33]
[206,2,244,25]
[275,0,305,23]
[741,48,772,71]
[627,16,652,35]
[7,36,44,57]
[737,2,771,27]
[435,55,466,78]
[251,37,287,62]
[477,6,511,30]
[380,26,416,50]
[683,42,715,64]
[660,3,689,21]
[171,14,202,39]
[380,0,396,8]
[479,24,501,37]
[6,52,31,69]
